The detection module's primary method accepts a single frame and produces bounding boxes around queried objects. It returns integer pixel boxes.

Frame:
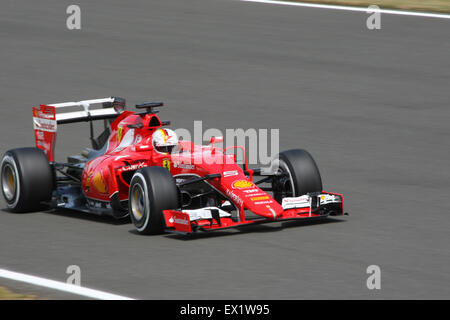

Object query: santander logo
[170,216,189,225]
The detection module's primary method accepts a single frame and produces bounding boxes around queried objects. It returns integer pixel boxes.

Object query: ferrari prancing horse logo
[162,159,171,171]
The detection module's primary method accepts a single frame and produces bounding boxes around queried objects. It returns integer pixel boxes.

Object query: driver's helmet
[152,128,178,154]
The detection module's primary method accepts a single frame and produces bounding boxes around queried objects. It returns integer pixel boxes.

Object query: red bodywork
[33,105,57,162]
[33,104,345,234]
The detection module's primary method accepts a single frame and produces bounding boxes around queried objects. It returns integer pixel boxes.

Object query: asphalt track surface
[1,0,449,299]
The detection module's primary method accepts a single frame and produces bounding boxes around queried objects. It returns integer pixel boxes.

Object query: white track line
[240,0,450,19]
[0,268,135,300]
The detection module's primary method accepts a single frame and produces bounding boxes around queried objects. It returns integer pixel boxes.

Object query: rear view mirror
[210,136,224,145]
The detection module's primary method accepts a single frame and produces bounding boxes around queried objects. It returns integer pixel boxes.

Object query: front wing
[163,192,346,234]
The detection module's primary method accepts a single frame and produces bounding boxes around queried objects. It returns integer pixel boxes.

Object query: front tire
[128,166,179,235]
[1,147,54,212]
[272,149,323,203]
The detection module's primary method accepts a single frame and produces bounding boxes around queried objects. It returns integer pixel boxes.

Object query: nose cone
[221,177,283,219]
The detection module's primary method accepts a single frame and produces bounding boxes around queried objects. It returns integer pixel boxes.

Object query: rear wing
[33,97,125,161]
[50,97,125,124]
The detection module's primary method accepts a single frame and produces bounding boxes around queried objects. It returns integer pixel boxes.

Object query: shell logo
[232,180,254,189]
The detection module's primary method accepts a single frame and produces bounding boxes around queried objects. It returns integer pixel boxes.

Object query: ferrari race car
[1,97,347,234]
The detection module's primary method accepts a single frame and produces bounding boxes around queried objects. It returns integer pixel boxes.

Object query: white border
[240,0,450,19]
[0,268,134,300]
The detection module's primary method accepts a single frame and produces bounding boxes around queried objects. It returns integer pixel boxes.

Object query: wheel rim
[2,163,16,201]
[279,160,295,197]
[130,183,145,222]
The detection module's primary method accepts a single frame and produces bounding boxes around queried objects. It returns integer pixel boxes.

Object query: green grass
[0,286,38,300]
[287,0,450,13]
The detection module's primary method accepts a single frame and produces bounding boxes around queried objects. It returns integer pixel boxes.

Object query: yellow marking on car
[251,196,269,201]
[163,158,171,171]
[92,172,107,194]
[232,180,254,189]
[117,126,123,142]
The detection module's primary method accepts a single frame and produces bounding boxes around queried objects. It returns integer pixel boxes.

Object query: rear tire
[128,166,179,235]
[273,149,323,202]
[1,147,54,212]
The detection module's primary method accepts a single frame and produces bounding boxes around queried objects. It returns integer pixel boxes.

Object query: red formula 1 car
[1,97,346,234]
